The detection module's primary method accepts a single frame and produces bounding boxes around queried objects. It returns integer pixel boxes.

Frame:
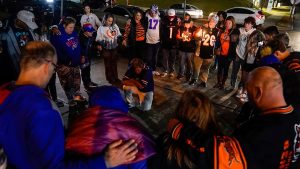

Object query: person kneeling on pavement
[122,58,154,111]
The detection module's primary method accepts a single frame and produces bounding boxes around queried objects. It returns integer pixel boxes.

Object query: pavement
[56,6,300,137]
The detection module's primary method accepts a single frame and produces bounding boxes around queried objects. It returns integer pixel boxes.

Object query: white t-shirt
[236,27,256,60]
[96,24,121,50]
[80,13,102,30]
[145,13,160,44]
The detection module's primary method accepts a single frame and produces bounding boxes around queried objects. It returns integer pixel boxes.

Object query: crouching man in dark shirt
[122,58,154,111]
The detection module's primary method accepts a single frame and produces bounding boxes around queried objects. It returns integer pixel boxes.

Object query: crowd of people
[0,2,300,169]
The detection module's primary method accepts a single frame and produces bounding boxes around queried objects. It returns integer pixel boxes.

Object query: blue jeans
[178,51,193,77]
[124,87,153,111]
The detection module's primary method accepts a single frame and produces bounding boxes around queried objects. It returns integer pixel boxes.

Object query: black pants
[81,63,92,88]
[146,42,160,71]
[217,55,231,84]
[127,41,146,62]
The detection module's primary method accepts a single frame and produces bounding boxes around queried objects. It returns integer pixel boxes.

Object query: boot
[219,76,227,90]
[214,74,222,88]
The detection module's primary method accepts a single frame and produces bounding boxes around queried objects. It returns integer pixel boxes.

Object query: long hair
[225,16,236,29]
[166,89,219,168]
[246,30,265,58]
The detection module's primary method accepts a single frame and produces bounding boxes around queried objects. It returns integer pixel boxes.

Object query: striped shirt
[123,20,145,42]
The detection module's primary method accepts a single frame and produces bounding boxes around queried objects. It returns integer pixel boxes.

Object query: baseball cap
[82,23,95,32]
[17,10,38,30]
[168,9,175,16]
[208,13,219,23]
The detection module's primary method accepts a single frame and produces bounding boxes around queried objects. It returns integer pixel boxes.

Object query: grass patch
[118,0,252,15]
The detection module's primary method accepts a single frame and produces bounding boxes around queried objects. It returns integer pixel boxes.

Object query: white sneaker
[161,72,168,77]
[152,71,160,76]
[240,93,249,102]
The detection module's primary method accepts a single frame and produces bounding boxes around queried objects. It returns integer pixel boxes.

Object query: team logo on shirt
[292,124,300,162]
[66,37,78,50]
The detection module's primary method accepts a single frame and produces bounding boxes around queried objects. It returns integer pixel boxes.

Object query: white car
[225,7,265,25]
[169,3,203,19]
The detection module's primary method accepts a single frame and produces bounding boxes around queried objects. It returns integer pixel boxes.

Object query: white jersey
[80,13,102,30]
[96,24,121,50]
[145,13,160,44]
[236,27,256,60]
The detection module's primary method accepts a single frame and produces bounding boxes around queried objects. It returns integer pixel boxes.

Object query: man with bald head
[167,66,300,168]
[245,66,286,112]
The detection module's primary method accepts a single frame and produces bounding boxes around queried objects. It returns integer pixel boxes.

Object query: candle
[195,29,202,37]
[169,27,173,39]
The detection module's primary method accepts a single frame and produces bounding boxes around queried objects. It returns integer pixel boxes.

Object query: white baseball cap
[208,13,219,23]
[17,10,38,30]
[168,9,175,16]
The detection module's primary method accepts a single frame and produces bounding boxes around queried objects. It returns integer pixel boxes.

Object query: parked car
[168,3,203,19]
[1,0,53,26]
[93,5,145,31]
[53,1,84,25]
[225,7,265,25]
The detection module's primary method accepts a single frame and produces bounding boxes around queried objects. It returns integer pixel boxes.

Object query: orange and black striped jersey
[123,19,145,43]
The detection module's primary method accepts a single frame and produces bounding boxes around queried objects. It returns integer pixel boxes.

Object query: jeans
[230,56,244,88]
[146,43,160,71]
[192,55,213,82]
[162,48,176,73]
[178,51,193,77]
[124,86,153,111]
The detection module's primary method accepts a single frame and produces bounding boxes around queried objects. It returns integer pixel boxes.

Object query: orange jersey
[220,30,231,56]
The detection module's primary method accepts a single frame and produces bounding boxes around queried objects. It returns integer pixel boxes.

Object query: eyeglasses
[44,59,58,72]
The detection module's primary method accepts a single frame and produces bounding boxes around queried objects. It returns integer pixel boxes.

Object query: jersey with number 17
[199,27,219,59]
[146,15,160,44]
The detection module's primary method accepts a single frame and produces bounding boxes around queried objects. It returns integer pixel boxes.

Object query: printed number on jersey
[149,19,159,29]
[202,34,216,47]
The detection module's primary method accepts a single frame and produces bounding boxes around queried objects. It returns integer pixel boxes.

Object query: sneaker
[239,93,249,102]
[189,79,197,86]
[88,81,99,88]
[177,74,184,80]
[161,72,168,77]
[199,82,207,88]
[225,86,235,91]
[152,71,160,76]
[55,100,64,107]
